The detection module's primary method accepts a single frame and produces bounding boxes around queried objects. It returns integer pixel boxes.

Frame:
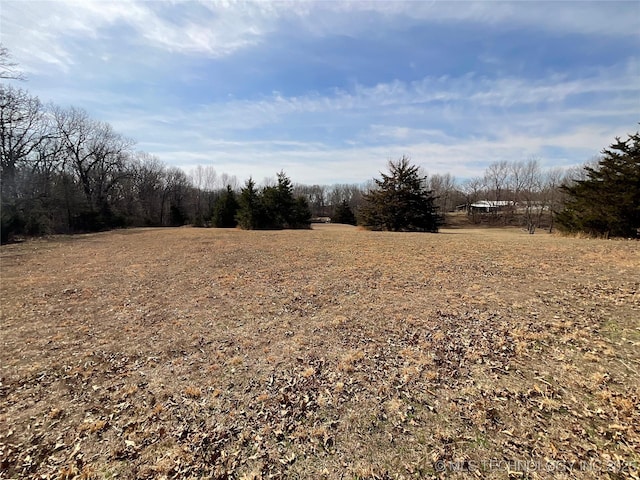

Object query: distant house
[468,200,515,213]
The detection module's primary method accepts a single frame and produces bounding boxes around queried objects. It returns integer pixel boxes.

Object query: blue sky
[1,0,638,185]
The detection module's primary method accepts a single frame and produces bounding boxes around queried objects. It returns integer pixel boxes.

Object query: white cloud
[27,56,637,135]
[59,55,629,185]
[342,1,640,37]
[116,61,635,135]
[137,121,631,185]
[3,0,638,75]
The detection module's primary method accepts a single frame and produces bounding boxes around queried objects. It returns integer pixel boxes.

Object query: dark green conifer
[557,131,640,238]
[332,200,357,225]
[236,178,263,230]
[360,156,441,232]
[212,185,239,228]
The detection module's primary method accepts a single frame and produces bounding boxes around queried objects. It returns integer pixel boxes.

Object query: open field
[1,225,639,479]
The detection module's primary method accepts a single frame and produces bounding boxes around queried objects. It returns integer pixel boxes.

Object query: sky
[1,0,639,185]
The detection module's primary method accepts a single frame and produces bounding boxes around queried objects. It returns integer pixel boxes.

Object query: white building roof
[470,200,514,208]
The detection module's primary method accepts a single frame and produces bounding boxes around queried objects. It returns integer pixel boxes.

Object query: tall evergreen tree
[557,131,640,238]
[212,185,239,228]
[361,156,441,232]
[260,171,295,228]
[276,170,295,223]
[261,185,285,229]
[236,178,263,230]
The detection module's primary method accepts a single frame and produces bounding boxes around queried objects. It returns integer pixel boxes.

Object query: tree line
[1,47,638,241]
[0,81,316,242]
[1,85,196,243]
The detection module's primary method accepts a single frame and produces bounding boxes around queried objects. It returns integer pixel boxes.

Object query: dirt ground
[1,225,638,479]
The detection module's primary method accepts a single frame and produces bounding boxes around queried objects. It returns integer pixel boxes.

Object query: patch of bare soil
[1,225,638,479]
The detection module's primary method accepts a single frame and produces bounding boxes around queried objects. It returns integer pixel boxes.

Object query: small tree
[361,156,441,232]
[212,185,239,228]
[557,131,640,238]
[332,200,357,225]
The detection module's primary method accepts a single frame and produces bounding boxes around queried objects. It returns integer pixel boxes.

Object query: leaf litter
[0,226,638,479]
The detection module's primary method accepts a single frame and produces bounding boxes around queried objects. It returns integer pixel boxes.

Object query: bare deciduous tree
[294,184,328,217]
[0,44,24,80]
[189,165,206,224]
[542,167,565,233]
[130,152,166,225]
[0,86,49,199]
[202,165,217,192]
[461,176,486,222]
[428,172,457,213]
[161,167,190,226]
[484,160,509,206]
[511,158,542,233]
[54,106,133,215]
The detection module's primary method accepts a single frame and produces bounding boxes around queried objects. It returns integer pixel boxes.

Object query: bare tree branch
[0,45,25,81]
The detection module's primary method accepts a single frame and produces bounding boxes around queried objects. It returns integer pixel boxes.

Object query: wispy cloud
[162,123,622,186]
[71,54,632,184]
[110,60,636,133]
[3,0,283,73]
[5,1,639,73]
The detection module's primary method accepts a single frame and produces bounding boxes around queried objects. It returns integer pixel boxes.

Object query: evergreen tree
[276,170,295,223]
[236,178,263,230]
[169,204,187,226]
[261,185,285,229]
[255,171,310,229]
[212,185,239,228]
[557,131,640,238]
[290,196,312,229]
[360,156,441,232]
[332,200,357,225]
[260,171,296,228]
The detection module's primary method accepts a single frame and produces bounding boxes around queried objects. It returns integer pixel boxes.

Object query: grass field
[1,225,638,479]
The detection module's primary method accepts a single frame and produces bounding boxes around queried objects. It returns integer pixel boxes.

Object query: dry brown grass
[1,225,638,479]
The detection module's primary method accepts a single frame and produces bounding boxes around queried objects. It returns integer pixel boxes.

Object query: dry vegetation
[1,225,639,479]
